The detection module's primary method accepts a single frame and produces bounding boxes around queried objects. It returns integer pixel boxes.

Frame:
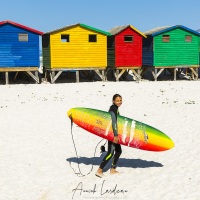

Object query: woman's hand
[113,136,119,144]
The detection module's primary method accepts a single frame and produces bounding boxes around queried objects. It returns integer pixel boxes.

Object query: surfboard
[67,107,175,152]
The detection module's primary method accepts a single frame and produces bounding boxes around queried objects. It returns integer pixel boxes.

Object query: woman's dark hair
[112,94,122,101]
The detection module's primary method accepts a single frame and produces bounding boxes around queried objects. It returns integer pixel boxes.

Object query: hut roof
[145,25,200,36]
[144,26,171,36]
[108,25,146,38]
[0,20,43,35]
[45,23,111,36]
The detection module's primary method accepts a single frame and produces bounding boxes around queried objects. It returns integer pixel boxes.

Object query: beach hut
[143,25,200,80]
[42,23,111,83]
[107,25,146,81]
[0,20,43,84]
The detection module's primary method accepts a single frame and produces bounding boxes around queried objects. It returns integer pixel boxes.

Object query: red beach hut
[107,25,146,81]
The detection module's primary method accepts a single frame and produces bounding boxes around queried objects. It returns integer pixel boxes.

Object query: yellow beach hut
[42,23,111,83]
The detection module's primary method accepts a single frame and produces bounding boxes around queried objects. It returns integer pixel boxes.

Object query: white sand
[0,81,200,200]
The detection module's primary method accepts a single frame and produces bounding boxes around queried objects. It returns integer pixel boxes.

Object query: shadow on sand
[66,154,163,171]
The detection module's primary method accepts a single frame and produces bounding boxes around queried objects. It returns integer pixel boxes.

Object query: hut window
[162,35,170,42]
[89,34,97,42]
[124,35,133,42]
[18,33,28,42]
[61,34,70,42]
[185,35,192,42]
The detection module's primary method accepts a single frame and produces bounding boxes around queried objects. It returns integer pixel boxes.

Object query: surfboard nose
[144,128,175,151]
[168,137,175,149]
[160,134,175,151]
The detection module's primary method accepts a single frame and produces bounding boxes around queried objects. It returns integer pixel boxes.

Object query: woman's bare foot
[95,168,104,178]
[110,168,120,175]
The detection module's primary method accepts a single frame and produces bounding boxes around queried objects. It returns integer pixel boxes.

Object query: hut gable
[45,23,111,36]
[144,26,171,36]
[109,25,129,35]
[107,25,146,68]
[151,25,200,37]
[0,20,43,35]
[109,25,146,38]
[0,20,43,68]
[143,25,200,67]
[42,23,110,68]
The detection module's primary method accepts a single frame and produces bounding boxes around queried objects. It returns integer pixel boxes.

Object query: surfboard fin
[100,145,106,153]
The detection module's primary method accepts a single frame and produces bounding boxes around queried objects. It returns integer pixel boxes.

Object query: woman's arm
[110,111,118,136]
[110,111,119,143]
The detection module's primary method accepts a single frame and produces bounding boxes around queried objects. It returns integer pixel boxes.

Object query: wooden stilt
[141,65,199,81]
[118,69,126,80]
[35,71,39,83]
[196,68,199,80]
[50,71,56,83]
[94,69,104,81]
[173,68,176,80]
[5,72,9,85]
[114,69,127,81]
[131,69,141,81]
[191,69,194,80]
[52,71,55,80]
[156,68,164,79]
[105,67,142,82]
[44,68,107,83]
[76,71,79,82]
[115,69,119,81]
[51,71,63,83]
[104,68,110,81]
[138,68,143,76]
[14,72,18,80]
[0,67,41,84]
[26,71,39,83]
[101,70,105,81]
[155,68,158,81]
[190,68,198,80]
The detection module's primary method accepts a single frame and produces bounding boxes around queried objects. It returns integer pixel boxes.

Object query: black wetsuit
[99,104,122,169]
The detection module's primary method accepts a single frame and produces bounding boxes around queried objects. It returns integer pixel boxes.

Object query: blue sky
[1,0,200,33]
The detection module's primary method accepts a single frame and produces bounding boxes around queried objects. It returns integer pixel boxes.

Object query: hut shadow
[66,154,163,171]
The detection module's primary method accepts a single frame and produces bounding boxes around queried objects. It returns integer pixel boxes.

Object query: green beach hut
[143,25,200,80]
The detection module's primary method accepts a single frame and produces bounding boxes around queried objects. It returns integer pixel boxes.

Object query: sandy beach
[0,80,200,200]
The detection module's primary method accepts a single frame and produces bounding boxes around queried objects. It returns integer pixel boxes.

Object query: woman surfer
[95,94,122,178]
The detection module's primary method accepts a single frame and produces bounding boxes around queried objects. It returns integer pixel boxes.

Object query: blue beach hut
[0,20,43,84]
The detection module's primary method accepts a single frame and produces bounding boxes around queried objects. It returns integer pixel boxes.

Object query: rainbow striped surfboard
[67,107,175,152]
